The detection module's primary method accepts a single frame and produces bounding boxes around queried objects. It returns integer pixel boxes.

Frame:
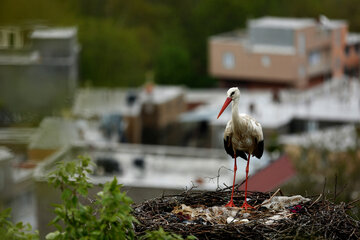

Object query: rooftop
[347,33,360,45]
[30,27,77,39]
[182,77,360,129]
[0,51,39,65]
[249,17,316,29]
[72,86,184,118]
[72,88,142,118]
[0,146,12,161]
[249,16,346,30]
[0,128,36,144]
[29,117,79,150]
[34,142,272,192]
[279,124,359,151]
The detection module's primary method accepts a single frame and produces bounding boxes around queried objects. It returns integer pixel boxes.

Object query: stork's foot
[241,201,255,210]
[225,200,237,208]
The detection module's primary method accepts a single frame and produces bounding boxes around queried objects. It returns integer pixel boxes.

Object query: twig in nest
[309,194,322,208]
[346,197,360,209]
[254,188,281,208]
[322,177,327,204]
[204,166,232,191]
[333,174,337,201]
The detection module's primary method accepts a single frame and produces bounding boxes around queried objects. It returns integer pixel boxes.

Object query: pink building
[209,16,360,89]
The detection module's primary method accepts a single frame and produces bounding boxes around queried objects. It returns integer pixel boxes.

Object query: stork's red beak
[217,97,232,119]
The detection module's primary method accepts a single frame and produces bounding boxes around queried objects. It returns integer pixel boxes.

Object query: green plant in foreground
[140,227,196,240]
[0,208,39,240]
[46,156,137,240]
[46,156,193,240]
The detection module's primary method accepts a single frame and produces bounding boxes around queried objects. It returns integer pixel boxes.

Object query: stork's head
[217,87,240,119]
[227,87,240,100]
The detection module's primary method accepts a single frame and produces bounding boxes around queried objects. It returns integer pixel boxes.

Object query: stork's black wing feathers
[253,139,264,159]
[224,136,248,161]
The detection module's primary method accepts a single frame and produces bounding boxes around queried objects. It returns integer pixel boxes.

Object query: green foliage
[266,133,283,154]
[140,227,196,240]
[0,208,39,240]
[46,156,137,239]
[282,143,360,219]
[155,45,192,86]
[45,156,192,239]
[2,0,360,88]
[78,19,150,87]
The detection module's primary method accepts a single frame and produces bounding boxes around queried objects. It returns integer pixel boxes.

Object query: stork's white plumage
[217,87,264,209]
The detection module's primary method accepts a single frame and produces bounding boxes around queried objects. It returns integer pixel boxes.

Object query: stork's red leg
[241,153,255,210]
[225,153,237,207]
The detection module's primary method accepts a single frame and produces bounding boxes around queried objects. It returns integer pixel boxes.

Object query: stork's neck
[231,98,241,123]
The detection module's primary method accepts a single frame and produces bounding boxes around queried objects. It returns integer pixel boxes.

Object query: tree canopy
[1,0,359,88]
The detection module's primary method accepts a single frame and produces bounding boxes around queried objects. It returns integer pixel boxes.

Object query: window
[261,56,271,67]
[335,30,341,46]
[308,51,321,66]
[298,33,306,56]
[307,120,318,132]
[335,58,341,69]
[222,52,235,69]
[298,65,305,79]
[8,32,15,48]
[344,46,350,56]
[355,44,360,54]
[0,169,4,191]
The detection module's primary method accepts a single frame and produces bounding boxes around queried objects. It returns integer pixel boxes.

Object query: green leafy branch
[0,208,39,240]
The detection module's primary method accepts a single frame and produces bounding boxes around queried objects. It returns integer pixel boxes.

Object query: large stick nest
[133,186,360,239]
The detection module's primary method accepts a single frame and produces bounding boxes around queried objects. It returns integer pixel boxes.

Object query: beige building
[209,16,360,89]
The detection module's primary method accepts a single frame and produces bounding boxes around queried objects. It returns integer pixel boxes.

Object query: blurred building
[209,16,360,89]
[0,127,35,156]
[181,77,360,148]
[140,85,186,145]
[0,25,79,125]
[72,85,186,145]
[0,147,36,228]
[28,117,79,161]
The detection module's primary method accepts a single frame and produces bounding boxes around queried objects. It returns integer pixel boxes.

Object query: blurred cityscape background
[0,0,359,238]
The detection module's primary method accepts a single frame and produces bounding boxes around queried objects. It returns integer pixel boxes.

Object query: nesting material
[261,195,311,211]
[133,188,360,239]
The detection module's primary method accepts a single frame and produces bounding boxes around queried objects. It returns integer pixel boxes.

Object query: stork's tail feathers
[253,140,264,159]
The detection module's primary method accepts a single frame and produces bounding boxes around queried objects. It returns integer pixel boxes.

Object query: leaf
[61,189,72,201]
[77,187,88,196]
[15,221,24,229]
[46,231,60,240]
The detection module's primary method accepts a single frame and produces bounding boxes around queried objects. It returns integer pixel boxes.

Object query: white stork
[217,87,264,209]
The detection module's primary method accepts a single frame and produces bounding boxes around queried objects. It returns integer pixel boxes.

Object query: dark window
[355,44,360,54]
[95,158,122,175]
[345,46,350,56]
[8,33,14,48]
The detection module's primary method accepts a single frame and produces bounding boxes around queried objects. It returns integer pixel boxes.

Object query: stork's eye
[230,91,235,96]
